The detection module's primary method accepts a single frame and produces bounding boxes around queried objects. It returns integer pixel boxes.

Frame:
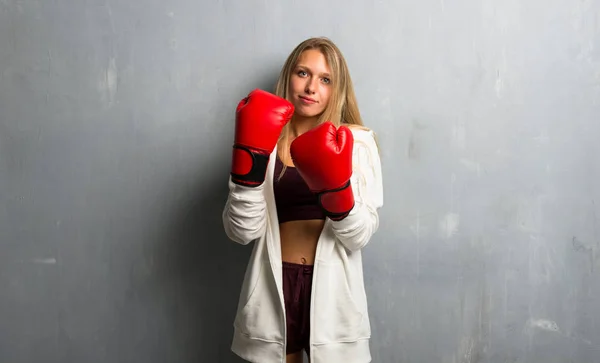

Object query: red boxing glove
[231,89,294,187]
[290,121,355,220]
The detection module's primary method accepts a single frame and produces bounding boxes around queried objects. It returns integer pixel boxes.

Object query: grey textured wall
[1,0,599,362]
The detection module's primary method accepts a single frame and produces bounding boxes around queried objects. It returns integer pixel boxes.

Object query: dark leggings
[282,261,313,356]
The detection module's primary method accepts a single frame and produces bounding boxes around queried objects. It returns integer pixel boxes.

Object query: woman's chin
[293,106,323,119]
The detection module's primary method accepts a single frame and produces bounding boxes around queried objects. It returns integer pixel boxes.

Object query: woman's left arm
[331,128,384,251]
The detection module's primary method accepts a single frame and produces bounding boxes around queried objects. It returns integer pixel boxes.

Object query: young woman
[223,37,384,363]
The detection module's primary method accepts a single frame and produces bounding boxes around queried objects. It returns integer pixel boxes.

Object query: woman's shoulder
[345,124,378,147]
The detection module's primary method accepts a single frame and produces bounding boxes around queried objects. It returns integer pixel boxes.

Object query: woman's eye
[298,70,307,77]
[322,77,330,84]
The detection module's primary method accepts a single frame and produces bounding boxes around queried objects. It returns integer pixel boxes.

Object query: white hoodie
[222,127,384,363]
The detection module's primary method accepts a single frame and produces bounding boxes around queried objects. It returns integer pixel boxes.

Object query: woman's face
[288,49,333,119]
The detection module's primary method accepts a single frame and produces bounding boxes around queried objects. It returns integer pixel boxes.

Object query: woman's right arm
[222,177,267,245]
[222,88,293,245]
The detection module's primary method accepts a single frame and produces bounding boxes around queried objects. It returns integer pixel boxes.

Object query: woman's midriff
[279,219,325,265]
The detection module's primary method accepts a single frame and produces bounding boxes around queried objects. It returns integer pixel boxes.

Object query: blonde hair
[274,37,368,177]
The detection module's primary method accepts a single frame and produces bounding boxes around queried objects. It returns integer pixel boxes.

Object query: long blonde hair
[274,37,367,177]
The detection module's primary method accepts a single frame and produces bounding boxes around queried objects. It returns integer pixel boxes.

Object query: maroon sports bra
[273,156,326,223]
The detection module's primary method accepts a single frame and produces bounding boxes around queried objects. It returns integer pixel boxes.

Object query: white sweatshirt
[222,127,384,363]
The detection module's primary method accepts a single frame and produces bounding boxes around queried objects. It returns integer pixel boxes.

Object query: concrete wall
[1,0,599,362]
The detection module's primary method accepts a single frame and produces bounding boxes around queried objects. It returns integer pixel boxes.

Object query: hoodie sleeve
[331,128,384,251]
[222,177,268,245]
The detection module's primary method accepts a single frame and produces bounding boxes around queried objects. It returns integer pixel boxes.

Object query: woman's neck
[290,115,319,137]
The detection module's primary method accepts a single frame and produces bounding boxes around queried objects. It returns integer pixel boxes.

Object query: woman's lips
[299,96,316,104]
